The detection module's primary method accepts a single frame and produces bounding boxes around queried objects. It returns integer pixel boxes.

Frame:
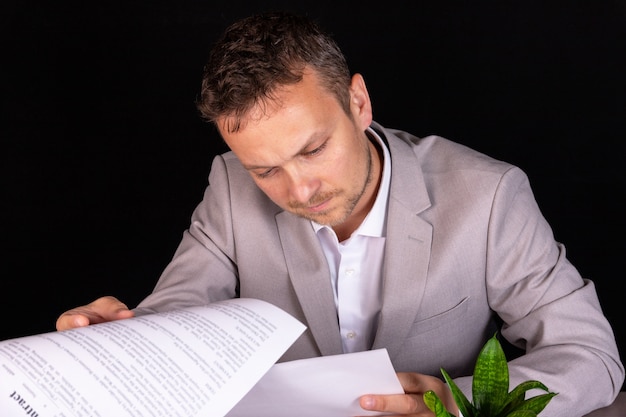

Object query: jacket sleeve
[133,154,240,315]
[454,166,624,416]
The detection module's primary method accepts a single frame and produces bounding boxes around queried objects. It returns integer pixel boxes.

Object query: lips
[306,198,331,213]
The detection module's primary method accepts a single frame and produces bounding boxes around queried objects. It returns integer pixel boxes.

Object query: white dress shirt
[313,128,391,353]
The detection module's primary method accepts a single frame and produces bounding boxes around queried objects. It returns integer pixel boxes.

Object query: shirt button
[346,331,356,339]
[345,268,355,276]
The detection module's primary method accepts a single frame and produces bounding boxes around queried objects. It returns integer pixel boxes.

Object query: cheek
[253,178,289,206]
[323,142,353,178]
[329,144,366,185]
[324,162,349,186]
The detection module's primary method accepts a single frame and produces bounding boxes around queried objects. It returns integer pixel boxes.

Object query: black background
[2,0,625,388]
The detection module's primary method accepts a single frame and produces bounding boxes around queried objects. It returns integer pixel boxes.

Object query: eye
[255,167,277,179]
[303,141,327,157]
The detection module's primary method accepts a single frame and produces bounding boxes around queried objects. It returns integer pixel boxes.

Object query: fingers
[56,296,134,331]
[359,392,422,416]
[359,372,458,417]
[55,313,90,331]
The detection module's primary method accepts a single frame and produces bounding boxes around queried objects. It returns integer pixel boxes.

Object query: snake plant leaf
[472,333,509,416]
[499,385,525,414]
[499,380,553,415]
[441,368,477,417]
[423,333,557,417]
[506,392,558,415]
[423,390,456,417]
[507,380,551,400]
[503,410,538,417]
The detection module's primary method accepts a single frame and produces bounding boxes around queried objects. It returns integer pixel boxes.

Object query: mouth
[306,198,331,213]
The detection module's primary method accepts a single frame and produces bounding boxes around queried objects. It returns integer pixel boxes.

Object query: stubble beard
[290,142,373,226]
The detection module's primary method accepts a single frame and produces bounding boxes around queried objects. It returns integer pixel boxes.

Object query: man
[56,11,624,416]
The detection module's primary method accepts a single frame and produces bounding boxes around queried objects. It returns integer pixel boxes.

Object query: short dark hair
[196,11,352,133]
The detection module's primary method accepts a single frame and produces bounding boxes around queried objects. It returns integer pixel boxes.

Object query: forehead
[217,67,339,133]
[218,73,343,166]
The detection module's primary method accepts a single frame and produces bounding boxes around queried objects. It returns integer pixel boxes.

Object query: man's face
[219,69,379,234]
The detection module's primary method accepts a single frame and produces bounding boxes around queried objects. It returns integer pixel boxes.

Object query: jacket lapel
[372,125,433,360]
[274,124,433,360]
[276,212,344,356]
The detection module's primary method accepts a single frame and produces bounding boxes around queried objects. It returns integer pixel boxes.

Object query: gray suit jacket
[136,121,624,416]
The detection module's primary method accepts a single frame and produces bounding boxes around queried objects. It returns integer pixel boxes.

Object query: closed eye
[255,167,277,179]
[302,141,327,157]
[252,138,328,180]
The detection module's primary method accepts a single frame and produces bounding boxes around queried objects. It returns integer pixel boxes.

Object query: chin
[299,211,335,225]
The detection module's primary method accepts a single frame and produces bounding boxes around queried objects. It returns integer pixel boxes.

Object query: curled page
[0,298,306,417]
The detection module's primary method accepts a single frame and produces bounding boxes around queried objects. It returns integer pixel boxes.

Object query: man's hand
[358,372,459,417]
[55,296,135,330]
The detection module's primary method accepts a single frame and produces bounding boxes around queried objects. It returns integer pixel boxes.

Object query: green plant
[423,333,557,417]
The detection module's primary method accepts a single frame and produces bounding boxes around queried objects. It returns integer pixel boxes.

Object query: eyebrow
[242,132,326,171]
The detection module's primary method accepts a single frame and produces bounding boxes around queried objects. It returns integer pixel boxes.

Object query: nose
[287,168,320,204]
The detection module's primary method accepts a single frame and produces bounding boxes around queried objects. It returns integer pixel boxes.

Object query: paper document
[0,298,404,417]
[0,298,305,417]
[227,348,404,417]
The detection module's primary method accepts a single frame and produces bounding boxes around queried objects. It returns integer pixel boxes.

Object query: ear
[349,73,373,129]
